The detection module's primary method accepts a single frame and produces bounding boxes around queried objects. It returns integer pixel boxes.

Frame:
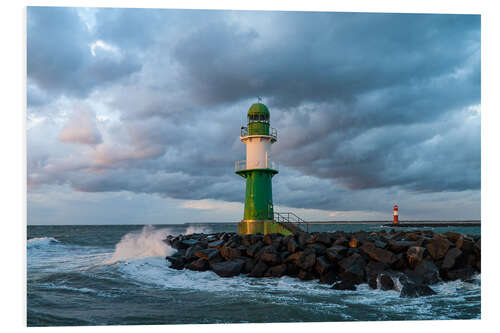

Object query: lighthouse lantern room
[235,103,291,235]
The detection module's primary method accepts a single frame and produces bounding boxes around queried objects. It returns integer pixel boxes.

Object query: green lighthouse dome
[247,103,270,121]
[247,103,270,136]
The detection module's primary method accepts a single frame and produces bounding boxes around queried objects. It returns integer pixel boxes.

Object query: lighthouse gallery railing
[240,126,277,140]
[274,212,309,233]
[235,159,279,172]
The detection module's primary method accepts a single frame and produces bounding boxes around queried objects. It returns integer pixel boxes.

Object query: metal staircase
[274,212,309,234]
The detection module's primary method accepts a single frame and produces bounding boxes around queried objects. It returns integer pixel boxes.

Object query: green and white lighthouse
[235,103,292,235]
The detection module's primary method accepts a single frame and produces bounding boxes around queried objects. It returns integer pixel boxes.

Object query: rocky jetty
[164,229,480,298]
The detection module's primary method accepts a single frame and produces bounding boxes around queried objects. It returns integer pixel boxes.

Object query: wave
[27,237,60,249]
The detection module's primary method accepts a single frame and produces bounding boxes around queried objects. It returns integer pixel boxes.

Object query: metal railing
[274,212,309,232]
[234,159,279,172]
[240,126,277,140]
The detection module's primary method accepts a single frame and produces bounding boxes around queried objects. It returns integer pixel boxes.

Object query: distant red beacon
[393,205,399,224]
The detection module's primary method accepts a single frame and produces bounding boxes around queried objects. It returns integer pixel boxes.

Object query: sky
[26,7,481,225]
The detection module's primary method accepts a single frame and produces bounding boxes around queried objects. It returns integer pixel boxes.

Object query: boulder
[388,240,416,253]
[365,261,389,282]
[319,270,338,285]
[296,232,311,248]
[178,239,200,250]
[260,251,282,266]
[444,231,462,243]
[186,258,210,271]
[298,270,315,281]
[247,241,264,257]
[441,247,462,270]
[315,232,332,246]
[248,260,268,278]
[207,239,224,249]
[326,246,348,262]
[211,260,244,278]
[456,236,475,254]
[400,283,437,298]
[219,247,242,261]
[425,238,450,260]
[287,238,300,253]
[315,256,331,275]
[166,255,186,270]
[265,264,287,277]
[194,248,218,260]
[333,237,348,247]
[306,243,327,256]
[348,237,359,248]
[339,253,366,284]
[332,280,357,291]
[406,246,426,269]
[379,272,395,291]
[360,242,397,264]
[445,267,476,281]
[243,258,257,274]
[297,249,316,270]
[408,260,440,285]
[375,240,388,249]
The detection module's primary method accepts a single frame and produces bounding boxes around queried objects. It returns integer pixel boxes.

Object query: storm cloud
[27,7,481,222]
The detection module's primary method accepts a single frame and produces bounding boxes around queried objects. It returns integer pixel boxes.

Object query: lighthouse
[235,102,291,235]
[393,205,399,224]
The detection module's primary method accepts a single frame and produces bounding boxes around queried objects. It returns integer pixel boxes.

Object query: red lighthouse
[393,205,399,224]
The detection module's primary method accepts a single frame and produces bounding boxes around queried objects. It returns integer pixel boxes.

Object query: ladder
[274,212,309,234]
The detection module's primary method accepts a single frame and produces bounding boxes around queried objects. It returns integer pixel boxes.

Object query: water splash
[27,237,60,249]
[104,225,174,264]
[184,225,211,235]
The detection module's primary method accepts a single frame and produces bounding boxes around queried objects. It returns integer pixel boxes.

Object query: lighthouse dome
[248,103,270,121]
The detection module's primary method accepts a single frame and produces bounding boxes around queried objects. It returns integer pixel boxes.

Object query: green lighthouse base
[237,220,292,236]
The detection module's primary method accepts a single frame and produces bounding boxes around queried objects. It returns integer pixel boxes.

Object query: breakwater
[165,229,480,298]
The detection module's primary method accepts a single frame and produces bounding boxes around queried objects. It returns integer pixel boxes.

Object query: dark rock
[365,261,389,281]
[248,260,268,277]
[166,256,186,270]
[360,242,397,264]
[186,258,209,271]
[390,231,406,241]
[247,241,264,257]
[210,260,244,278]
[219,247,242,261]
[263,234,273,245]
[315,232,332,246]
[391,253,408,270]
[243,258,257,274]
[400,283,437,298]
[445,267,476,281]
[178,239,200,250]
[306,243,327,256]
[297,270,315,281]
[407,246,426,269]
[339,253,366,284]
[326,246,348,262]
[265,264,287,277]
[296,232,311,248]
[208,239,224,249]
[444,232,462,243]
[287,238,299,253]
[474,238,481,256]
[425,238,450,260]
[388,240,416,253]
[297,249,316,270]
[207,251,224,264]
[406,233,420,241]
[319,270,338,284]
[332,280,357,291]
[379,272,395,290]
[442,247,463,270]
[194,248,218,260]
[260,251,282,266]
[456,236,475,254]
[408,260,440,285]
[348,237,359,248]
[315,256,331,275]
[375,240,388,249]
[333,237,348,247]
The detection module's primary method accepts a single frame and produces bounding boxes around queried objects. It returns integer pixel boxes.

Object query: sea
[27,223,481,326]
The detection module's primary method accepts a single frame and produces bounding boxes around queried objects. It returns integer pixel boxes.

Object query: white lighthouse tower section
[242,136,274,169]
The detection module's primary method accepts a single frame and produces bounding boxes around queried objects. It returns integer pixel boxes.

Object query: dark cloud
[27,8,481,218]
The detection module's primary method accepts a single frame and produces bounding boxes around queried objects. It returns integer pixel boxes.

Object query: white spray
[104,224,212,265]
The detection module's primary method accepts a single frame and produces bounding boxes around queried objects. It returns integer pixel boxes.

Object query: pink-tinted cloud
[59,109,103,145]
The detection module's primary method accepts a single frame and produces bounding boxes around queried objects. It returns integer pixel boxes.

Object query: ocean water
[27,223,481,326]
